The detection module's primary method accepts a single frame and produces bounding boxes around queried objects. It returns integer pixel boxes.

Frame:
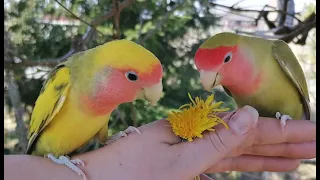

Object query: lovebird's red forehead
[137,63,163,86]
[195,46,237,71]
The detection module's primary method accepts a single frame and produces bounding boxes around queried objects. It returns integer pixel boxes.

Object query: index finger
[249,117,316,146]
[218,112,316,147]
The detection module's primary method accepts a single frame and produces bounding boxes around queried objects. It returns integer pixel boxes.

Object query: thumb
[172,105,259,177]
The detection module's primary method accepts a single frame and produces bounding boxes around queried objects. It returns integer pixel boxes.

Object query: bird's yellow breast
[31,94,110,156]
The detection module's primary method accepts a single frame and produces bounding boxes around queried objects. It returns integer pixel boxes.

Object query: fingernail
[228,105,259,135]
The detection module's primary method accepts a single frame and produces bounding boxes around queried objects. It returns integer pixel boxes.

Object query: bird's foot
[275,112,292,131]
[104,126,141,145]
[104,131,127,145]
[46,154,86,180]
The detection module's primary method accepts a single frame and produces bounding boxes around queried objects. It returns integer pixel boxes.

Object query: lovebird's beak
[137,81,163,105]
[199,70,222,91]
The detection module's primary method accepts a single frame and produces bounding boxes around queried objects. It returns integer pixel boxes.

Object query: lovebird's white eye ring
[125,71,139,82]
[224,52,232,63]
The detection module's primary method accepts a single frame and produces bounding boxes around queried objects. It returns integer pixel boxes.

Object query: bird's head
[79,39,163,115]
[194,32,259,95]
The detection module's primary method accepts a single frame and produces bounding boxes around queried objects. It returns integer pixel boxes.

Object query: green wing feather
[272,40,311,120]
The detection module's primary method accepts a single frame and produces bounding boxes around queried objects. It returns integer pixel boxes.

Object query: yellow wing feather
[26,64,71,153]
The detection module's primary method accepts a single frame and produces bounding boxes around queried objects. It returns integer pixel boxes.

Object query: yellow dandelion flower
[167,93,230,142]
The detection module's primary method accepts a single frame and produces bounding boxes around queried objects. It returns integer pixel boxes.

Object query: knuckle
[208,131,228,153]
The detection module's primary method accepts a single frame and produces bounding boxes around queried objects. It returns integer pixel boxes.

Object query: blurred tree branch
[53,0,106,36]
[4,0,135,68]
[112,0,121,39]
[209,1,300,21]
[236,12,316,44]
[139,0,185,44]
[210,0,316,45]
[91,0,135,26]
[6,0,316,70]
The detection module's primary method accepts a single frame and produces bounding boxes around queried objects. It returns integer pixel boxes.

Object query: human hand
[71,105,315,180]
[70,105,259,180]
[4,105,316,180]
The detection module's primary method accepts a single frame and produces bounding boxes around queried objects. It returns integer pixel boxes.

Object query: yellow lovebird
[194,32,310,130]
[26,39,163,179]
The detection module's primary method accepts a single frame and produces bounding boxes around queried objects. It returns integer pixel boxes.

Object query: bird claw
[46,154,87,180]
[123,126,142,135]
[104,126,141,145]
[71,159,85,167]
[275,112,292,131]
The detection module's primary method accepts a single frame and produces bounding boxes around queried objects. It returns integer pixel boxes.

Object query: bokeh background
[4,0,316,179]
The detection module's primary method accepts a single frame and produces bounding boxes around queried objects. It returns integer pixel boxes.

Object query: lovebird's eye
[125,71,139,82]
[224,52,232,63]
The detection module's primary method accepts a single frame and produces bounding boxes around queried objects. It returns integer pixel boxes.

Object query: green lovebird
[194,32,311,130]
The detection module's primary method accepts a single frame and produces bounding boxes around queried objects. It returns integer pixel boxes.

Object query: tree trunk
[276,0,295,28]
[5,12,28,153]
[6,70,29,153]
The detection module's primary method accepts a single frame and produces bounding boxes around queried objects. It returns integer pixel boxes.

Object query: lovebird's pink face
[194,45,260,95]
[194,45,239,90]
[82,63,163,116]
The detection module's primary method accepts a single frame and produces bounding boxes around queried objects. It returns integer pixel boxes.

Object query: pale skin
[4,106,316,180]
